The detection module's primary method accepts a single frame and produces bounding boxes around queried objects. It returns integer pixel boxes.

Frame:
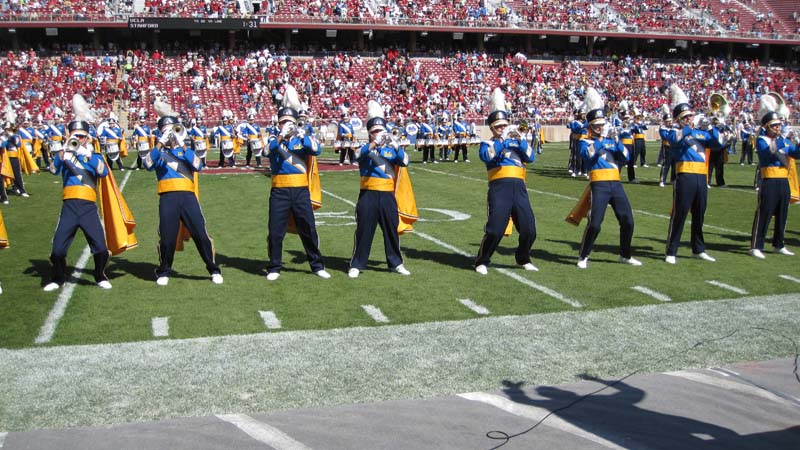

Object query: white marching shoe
[392,265,411,276]
[772,246,795,256]
[693,252,716,262]
[665,255,677,265]
[43,282,61,292]
[749,249,766,259]
[619,257,642,266]
[266,272,280,281]
[520,262,539,271]
[348,268,360,279]
[475,265,488,275]
[211,273,224,284]
[156,276,169,286]
[315,269,332,279]
[97,280,112,289]
[577,258,588,269]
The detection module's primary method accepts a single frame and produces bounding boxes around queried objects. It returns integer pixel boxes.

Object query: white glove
[782,126,795,140]
[75,145,92,158]
[279,122,295,138]
[374,131,389,147]
[158,130,173,146]
[693,115,711,131]
[605,125,618,141]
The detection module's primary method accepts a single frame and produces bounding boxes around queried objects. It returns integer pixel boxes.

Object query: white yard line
[322,188,582,308]
[412,167,751,236]
[664,370,796,408]
[0,431,7,448]
[361,305,390,323]
[151,317,170,338]
[779,274,800,284]
[35,170,134,345]
[631,286,672,302]
[457,392,627,450]
[458,299,490,315]
[705,368,731,377]
[706,280,749,295]
[216,414,313,450]
[259,311,282,330]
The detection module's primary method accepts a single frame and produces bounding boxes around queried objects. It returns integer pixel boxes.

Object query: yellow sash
[0,209,8,248]
[566,184,592,226]
[288,156,322,234]
[19,146,39,175]
[97,172,138,255]
[394,166,418,235]
[175,173,201,251]
[1,151,14,182]
[789,157,799,204]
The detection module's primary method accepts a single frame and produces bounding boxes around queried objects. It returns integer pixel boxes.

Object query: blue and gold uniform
[631,118,648,166]
[475,89,537,274]
[1,125,28,196]
[240,121,264,168]
[452,116,469,162]
[658,119,675,186]
[665,86,724,262]
[265,124,326,278]
[99,121,127,171]
[617,117,637,182]
[567,114,587,175]
[45,128,110,290]
[337,116,356,165]
[350,133,410,274]
[144,111,221,284]
[214,119,236,168]
[419,118,436,163]
[739,121,754,165]
[578,136,635,263]
[750,99,800,256]
[132,121,154,170]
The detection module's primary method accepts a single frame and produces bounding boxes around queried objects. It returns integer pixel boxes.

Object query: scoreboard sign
[128,17,260,30]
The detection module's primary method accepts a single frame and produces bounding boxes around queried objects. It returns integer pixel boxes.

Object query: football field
[0,143,798,349]
[1,143,799,432]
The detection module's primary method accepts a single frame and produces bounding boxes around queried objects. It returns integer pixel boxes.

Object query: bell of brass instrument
[708,93,730,121]
[65,136,81,152]
[391,127,403,138]
[296,119,306,130]
[518,120,530,134]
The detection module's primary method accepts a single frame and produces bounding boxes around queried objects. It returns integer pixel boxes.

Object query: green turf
[0,143,797,348]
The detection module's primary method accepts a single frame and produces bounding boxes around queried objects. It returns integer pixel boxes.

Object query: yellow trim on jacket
[676,161,707,175]
[488,166,526,182]
[589,168,621,182]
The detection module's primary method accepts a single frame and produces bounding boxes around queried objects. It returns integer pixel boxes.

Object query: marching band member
[436,112,452,162]
[265,85,330,281]
[658,107,676,188]
[749,95,800,259]
[98,113,127,171]
[0,206,7,293]
[44,95,115,292]
[617,102,638,183]
[739,114,754,165]
[574,88,640,269]
[215,111,236,168]
[144,100,222,286]
[631,108,648,167]
[348,100,417,278]
[132,110,154,170]
[452,113,470,162]
[475,88,537,275]
[44,112,67,170]
[33,118,50,169]
[1,116,30,197]
[567,108,586,177]
[187,118,209,166]
[419,114,436,164]
[240,112,264,168]
[337,112,356,166]
[664,85,725,264]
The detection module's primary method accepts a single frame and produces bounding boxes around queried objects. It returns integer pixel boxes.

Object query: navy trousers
[579,181,634,260]
[157,191,220,277]
[267,186,325,273]
[9,157,26,194]
[666,173,708,256]
[351,190,402,270]
[475,178,536,267]
[50,199,109,284]
[751,178,790,250]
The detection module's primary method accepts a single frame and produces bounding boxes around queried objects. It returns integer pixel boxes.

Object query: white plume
[768,92,790,119]
[618,100,629,114]
[154,99,178,119]
[3,99,16,124]
[583,87,604,113]
[660,104,670,117]
[72,94,95,123]
[757,95,778,125]
[488,88,506,114]
[367,100,384,121]
[282,84,302,111]
[669,85,690,110]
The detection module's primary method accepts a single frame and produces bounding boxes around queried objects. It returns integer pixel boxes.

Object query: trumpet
[65,136,81,152]
[391,127,403,138]
[296,119,306,129]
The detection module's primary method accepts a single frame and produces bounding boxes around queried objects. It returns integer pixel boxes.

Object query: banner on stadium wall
[128,17,260,30]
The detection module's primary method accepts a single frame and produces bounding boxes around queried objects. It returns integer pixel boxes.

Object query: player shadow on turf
[532,168,583,180]
[495,377,758,450]
[402,246,476,269]
[111,258,207,281]
[539,239,663,264]
[26,258,95,288]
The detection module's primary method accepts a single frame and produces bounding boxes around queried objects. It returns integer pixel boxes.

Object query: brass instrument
[708,93,730,121]
[391,127,403,138]
[65,136,81,152]
[518,120,530,134]
[296,118,306,129]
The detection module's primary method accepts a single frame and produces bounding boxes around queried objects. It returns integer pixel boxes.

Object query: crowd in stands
[0,0,797,39]
[1,47,797,132]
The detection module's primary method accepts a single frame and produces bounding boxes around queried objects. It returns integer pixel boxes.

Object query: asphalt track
[3,358,798,450]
